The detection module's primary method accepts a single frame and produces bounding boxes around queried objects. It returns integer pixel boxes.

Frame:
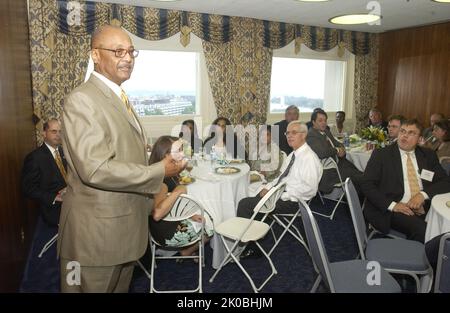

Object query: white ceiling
[91,0,450,33]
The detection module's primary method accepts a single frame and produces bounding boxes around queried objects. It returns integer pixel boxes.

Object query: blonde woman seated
[149,136,213,258]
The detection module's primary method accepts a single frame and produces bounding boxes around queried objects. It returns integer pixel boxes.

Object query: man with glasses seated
[236,121,322,258]
[361,119,450,242]
[387,114,405,145]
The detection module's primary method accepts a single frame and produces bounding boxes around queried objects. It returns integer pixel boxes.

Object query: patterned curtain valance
[53,0,370,55]
[263,21,371,55]
[53,0,233,45]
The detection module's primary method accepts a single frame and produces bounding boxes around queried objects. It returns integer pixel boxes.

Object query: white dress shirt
[45,142,57,159]
[45,142,61,204]
[266,143,323,202]
[388,147,429,211]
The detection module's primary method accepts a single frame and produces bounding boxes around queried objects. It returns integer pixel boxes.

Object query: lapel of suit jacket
[88,75,144,140]
[391,143,405,192]
[41,144,65,182]
[414,146,427,181]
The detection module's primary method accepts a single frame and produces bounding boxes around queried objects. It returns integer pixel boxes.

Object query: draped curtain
[29,0,377,143]
[353,35,379,133]
[202,17,272,125]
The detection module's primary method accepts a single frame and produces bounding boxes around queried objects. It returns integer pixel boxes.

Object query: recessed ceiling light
[431,0,450,3]
[329,14,381,25]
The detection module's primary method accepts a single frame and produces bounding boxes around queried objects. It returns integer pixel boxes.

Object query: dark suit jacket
[21,144,67,226]
[361,143,450,234]
[306,127,343,160]
[307,127,362,193]
[274,120,292,155]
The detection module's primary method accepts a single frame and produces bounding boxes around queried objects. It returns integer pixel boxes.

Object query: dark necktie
[273,153,296,187]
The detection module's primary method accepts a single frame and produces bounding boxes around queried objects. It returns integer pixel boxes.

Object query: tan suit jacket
[58,75,165,266]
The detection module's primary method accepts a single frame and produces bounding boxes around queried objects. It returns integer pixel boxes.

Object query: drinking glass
[185,159,194,177]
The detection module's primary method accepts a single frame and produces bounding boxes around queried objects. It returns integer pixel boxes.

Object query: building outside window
[122,50,198,116]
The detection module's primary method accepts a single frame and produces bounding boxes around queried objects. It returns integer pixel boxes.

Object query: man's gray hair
[285,105,300,113]
[287,120,308,133]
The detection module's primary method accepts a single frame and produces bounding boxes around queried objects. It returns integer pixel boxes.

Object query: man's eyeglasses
[95,47,139,58]
[284,130,304,136]
[399,129,420,137]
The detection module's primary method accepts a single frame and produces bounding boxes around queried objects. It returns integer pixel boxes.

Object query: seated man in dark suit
[306,110,363,194]
[306,108,330,131]
[361,119,450,243]
[367,107,388,132]
[237,121,322,258]
[273,105,299,155]
[387,114,405,146]
[21,118,67,226]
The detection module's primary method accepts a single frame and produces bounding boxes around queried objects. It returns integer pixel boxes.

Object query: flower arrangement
[360,125,387,148]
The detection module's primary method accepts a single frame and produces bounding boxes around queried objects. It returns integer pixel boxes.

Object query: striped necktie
[273,153,296,187]
[54,148,67,182]
[120,89,133,115]
[406,152,425,215]
[406,152,420,197]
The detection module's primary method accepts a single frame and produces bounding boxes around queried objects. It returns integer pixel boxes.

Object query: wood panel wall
[378,22,450,128]
[0,0,37,292]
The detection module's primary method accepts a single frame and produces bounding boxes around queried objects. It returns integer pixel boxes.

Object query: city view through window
[270,57,345,113]
[122,50,198,116]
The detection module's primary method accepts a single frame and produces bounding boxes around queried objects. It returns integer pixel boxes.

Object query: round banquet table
[425,192,450,243]
[186,160,250,269]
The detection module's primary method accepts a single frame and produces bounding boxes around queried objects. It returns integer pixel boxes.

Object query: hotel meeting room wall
[0,0,38,292]
[378,22,450,128]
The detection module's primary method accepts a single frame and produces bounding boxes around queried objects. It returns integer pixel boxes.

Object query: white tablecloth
[346,150,372,172]
[425,192,450,243]
[187,160,250,269]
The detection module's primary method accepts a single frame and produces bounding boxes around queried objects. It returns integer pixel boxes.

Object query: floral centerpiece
[360,125,388,148]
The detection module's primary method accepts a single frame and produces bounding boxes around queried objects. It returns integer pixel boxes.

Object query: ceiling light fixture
[329,14,381,25]
[431,0,450,3]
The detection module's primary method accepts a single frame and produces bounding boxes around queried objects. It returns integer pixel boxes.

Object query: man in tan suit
[59,25,185,292]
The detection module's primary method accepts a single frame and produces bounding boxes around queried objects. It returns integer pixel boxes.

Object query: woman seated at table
[248,125,284,182]
[427,120,450,161]
[149,136,213,257]
[203,117,247,160]
[179,119,203,155]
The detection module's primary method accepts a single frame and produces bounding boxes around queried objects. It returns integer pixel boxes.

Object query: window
[270,57,346,113]
[84,31,217,140]
[122,50,199,116]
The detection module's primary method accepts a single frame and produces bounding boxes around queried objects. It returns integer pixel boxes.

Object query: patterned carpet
[20,197,413,293]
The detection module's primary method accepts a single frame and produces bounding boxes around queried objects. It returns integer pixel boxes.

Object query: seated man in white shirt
[237,121,323,258]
